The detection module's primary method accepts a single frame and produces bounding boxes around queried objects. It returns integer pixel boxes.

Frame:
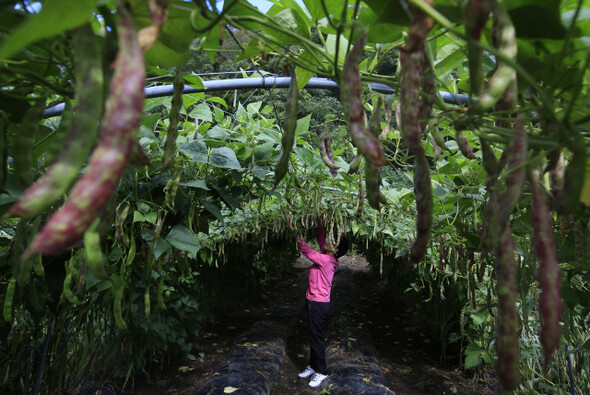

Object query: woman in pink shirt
[294,226,348,388]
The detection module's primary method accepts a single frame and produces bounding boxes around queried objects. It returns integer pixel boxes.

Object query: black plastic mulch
[196,277,307,395]
[321,267,395,394]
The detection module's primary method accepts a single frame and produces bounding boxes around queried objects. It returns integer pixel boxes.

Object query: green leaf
[247,101,263,116]
[209,147,242,169]
[505,0,566,39]
[363,0,410,26]
[212,185,242,211]
[148,238,172,260]
[254,142,276,163]
[0,0,97,61]
[269,8,311,42]
[189,103,212,122]
[295,113,312,136]
[179,180,210,190]
[296,65,314,91]
[302,0,325,21]
[143,5,194,67]
[205,126,229,140]
[202,200,224,224]
[464,353,481,370]
[166,225,200,259]
[179,139,208,163]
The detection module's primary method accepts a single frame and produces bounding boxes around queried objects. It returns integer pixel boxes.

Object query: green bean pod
[23,7,145,257]
[113,282,128,330]
[62,271,82,305]
[13,98,45,189]
[162,67,184,170]
[556,134,586,215]
[348,154,363,174]
[8,24,103,218]
[44,100,73,167]
[319,127,339,174]
[341,34,388,166]
[470,1,517,114]
[529,169,563,370]
[84,220,111,281]
[274,66,298,186]
[144,286,151,318]
[365,163,387,210]
[157,276,166,309]
[3,278,16,322]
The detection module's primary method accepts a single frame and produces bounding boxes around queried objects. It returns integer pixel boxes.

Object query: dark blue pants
[307,299,330,375]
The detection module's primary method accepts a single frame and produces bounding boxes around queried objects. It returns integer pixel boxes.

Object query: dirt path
[131,256,498,394]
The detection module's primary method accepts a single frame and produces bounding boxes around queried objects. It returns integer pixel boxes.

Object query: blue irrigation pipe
[43,77,471,118]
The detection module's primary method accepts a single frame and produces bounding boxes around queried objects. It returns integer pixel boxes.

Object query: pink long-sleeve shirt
[297,227,339,303]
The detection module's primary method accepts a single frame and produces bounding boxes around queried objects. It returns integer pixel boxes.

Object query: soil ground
[131,255,498,394]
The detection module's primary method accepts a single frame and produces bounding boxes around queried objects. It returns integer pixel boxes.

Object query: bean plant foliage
[0,0,589,393]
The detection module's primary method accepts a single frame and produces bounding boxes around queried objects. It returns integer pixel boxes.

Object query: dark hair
[335,237,349,259]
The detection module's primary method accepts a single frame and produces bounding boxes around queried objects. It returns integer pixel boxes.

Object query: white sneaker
[298,365,315,378]
[308,373,328,388]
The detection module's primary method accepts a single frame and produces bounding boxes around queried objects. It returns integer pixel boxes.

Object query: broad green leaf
[302,0,325,21]
[212,185,242,211]
[189,103,212,122]
[295,114,312,136]
[0,0,97,61]
[263,8,311,46]
[464,353,481,370]
[147,238,171,260]
[166,225,200,258]
[143,5,194,67]
[209,147,242,169]
[205,126,229,140]
[325,34,349,62]
[247,101,263,116]
[183,95,201,111]
[202,200,224,223]
[505,0,565,39]
[180,180,210,190]
[268,0,313,28]
[363,0,410,26]
[296,65,314,91]
[207,96,228,108]
[179,139,208,162]
[254,142,276,163]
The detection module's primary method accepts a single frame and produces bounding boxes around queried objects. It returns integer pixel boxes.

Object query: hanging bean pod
[23,6,145,257]
[464,0,491,95]
[319,127,339,175]
[529,169,563,370]
[8,23,103,218]
[274,65,298,186]
[495,224,520,391]
[470,1,517,114]
[162,67,184,170]
[410,154,432,263]
[341,34,388,166]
